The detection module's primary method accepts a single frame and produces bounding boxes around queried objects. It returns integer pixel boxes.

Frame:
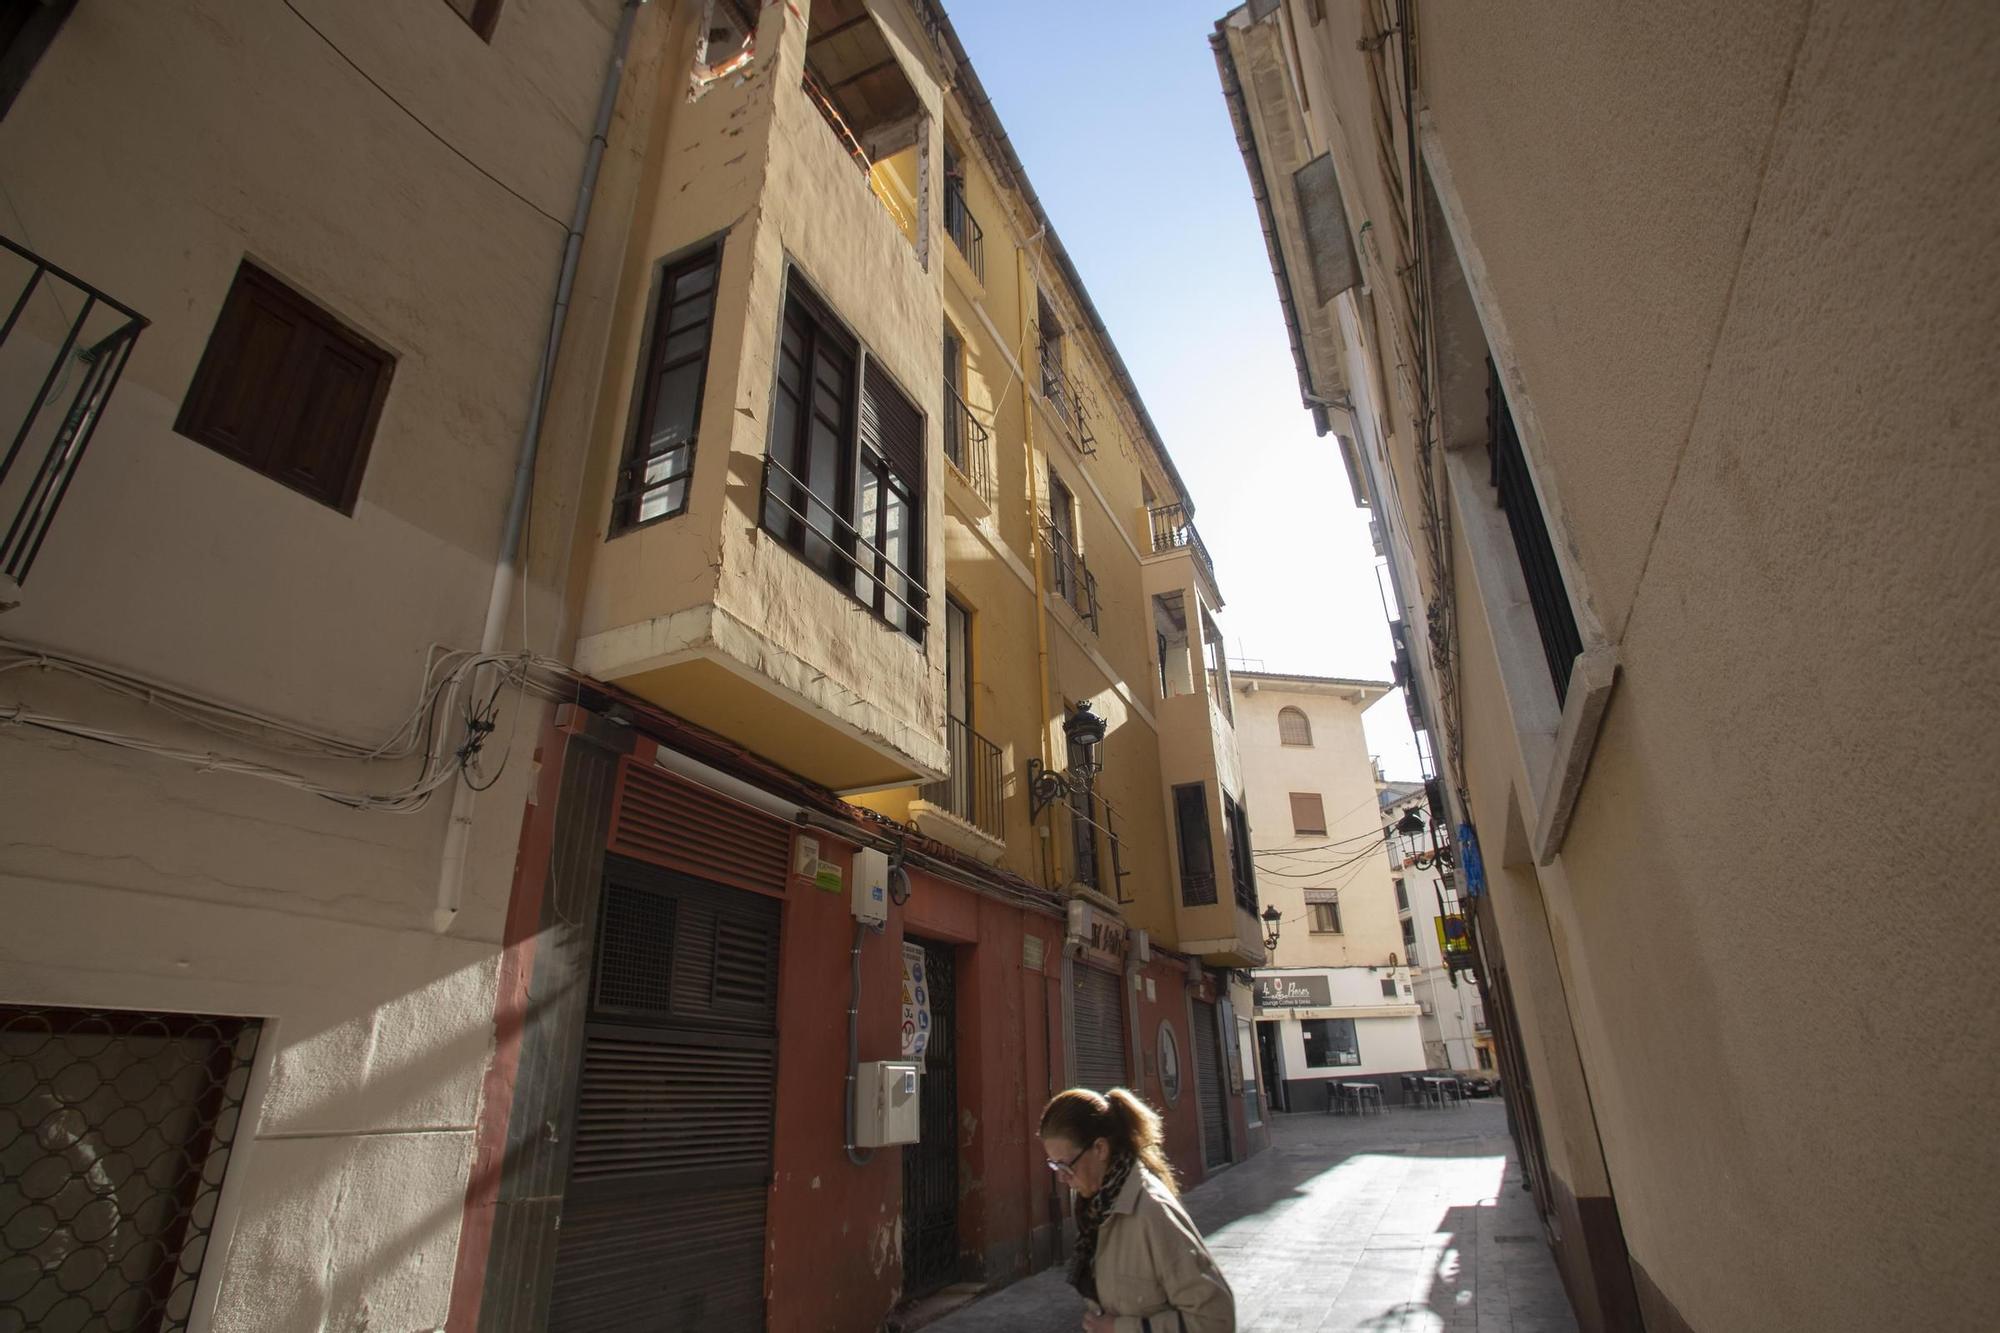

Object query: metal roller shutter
[1072,964,1126,1092]
[1190,1000,1229,1169]
[550,859,781,1332]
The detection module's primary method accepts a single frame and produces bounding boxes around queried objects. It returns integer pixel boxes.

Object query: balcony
[943,181,984,285]
[942,383,994,507]
[1147,502,1218,591]
[1038,345,1095,455]
[912,715,1005,858]
[1044,519,1099,633]
[1,237,147,605]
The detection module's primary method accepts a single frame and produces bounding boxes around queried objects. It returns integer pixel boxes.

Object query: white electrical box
[854,1060,921,1147]
[1129,927,1152,964]
[852,846,889,925]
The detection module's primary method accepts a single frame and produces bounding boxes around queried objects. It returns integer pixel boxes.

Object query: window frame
[1288,792,1327,837]
[1300,1017,1360,1069]
[444,0,505,42]
[1223,792,1257,913]
[761,266,928,644]
[612,241,723,534]
[1173,782,1217,907]
[1277,706,1314,747]
[1308,901,1342,934]
[174,260,395,515]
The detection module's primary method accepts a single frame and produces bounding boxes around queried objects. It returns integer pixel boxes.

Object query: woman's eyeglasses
[1047,1144,1090,1176]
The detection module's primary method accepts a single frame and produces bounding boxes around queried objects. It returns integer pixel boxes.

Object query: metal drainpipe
[1017,235,1060,889]
[433,0,646,933]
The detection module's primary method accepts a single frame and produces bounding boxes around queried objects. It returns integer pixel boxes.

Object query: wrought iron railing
[1146,502,1217,584]
[1043,519,1098,633]
[1,237,148,596]
[942,383,994,504]
[943,183,984,283]
[920,715,1004,841]
[759,454,929,640]
[1038,344,1094,454]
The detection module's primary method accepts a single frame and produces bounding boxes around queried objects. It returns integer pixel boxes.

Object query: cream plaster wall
[1241,1,2000,1326]
[1233,676,1400,970]
[0,1,650,1327]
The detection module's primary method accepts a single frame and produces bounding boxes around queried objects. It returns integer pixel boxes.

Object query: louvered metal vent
[569,1038,776,1180]
[607,759,791,894]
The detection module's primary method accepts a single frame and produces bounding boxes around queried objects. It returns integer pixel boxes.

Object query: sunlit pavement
[919,1101,1575,1333]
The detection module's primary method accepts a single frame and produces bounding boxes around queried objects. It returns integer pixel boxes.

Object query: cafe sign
[1254,974,1332,1010]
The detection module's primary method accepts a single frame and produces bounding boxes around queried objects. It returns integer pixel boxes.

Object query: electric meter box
[854,1060,921,1147]
[852,846,890,925]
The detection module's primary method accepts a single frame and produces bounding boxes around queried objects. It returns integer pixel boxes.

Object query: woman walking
[1040,1087,1236,1333]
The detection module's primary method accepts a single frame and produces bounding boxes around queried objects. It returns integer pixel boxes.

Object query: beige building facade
[1216,2,2000,1331]
[1232,671,1424,1111]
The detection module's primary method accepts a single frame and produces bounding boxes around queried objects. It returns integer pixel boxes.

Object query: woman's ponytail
[1103,1087,1178,1195]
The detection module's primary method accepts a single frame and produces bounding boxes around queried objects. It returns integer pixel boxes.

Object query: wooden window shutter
[1289,792,1327,836]
[176,262,393,513]
[860,359,924,486]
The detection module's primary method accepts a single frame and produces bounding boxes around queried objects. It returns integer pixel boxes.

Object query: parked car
[1461,1075,1497,1098]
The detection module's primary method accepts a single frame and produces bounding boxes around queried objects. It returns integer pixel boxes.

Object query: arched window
[1278,706,1313,746]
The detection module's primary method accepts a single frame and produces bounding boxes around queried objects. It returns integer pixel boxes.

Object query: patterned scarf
[1068,1151,1136,1303]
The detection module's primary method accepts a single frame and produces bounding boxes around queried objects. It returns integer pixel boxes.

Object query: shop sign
[1254,974,1332,1010]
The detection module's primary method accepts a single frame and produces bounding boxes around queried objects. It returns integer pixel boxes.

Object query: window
[1,1005,262,1332]
[1402,915,1418,951]
[1202,608,1232,721]
[942,326,965,471]
[1173,782,1216,907]
[1394,877,1409,911]
[1154,592,1193,698]
[1068,724,1099,891]
[1380,977,1398,998]
[942,135,983,280]
[763,272,927,641]
[176,261,394,514]
[1223,793,1256,913]
[1300,1017,1359,1068]
[613,245,720,530]
[1308,902,1341,934]
[1477,1045,1494,1071]
[1046,467,1096,630]
[0,0,75,120]
[1488,358,1582,705]
[444,0,503,40]
[1277,706,1313,746]
[1288,792,1327,836]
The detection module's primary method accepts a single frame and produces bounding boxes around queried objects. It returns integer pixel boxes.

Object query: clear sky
[948,0,1423,780]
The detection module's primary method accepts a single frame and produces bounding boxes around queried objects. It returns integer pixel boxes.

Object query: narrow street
[921,1102,1572,1333]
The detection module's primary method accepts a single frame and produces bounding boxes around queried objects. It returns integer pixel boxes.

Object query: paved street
[923,1102,1574,1333]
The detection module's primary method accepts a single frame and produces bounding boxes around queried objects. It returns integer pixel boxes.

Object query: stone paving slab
[919,1103,1575,1333]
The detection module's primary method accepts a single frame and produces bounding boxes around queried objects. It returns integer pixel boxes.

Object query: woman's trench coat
[1083,1167,1236,1333]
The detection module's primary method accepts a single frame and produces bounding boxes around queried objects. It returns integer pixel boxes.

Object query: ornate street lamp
[1260,904,1283,952]
[1026,700,1107,817]
[1395,803,1454,871]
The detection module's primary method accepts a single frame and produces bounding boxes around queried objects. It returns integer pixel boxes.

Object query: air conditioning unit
[1129,928,1152,964]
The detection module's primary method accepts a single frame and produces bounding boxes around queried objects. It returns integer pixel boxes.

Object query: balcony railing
[759,454,929,641]
[942,384,994,505]
[1038,345,1095,455]
[1043,520,1098,634]
[919,715,1004,841]
[1146,502,1217,585]
[2,237,147,596]
[943,183,984,284]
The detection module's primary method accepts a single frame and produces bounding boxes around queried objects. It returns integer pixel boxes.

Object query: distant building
[1232,670,1423,1112]
[1381,781,1495,1075]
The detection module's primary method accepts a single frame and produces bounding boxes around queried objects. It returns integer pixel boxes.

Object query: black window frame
[1173,782,1217,907]
[1067,727,1100,891]
[1300,1017,1360,1069]
[761,267,928,644]
[0,0,75,121]
[1487,358,1582,706]
[1223,792,1257,913]
[612,242,723,534]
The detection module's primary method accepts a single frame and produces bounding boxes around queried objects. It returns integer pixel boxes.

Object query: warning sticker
[901,941,931,1062]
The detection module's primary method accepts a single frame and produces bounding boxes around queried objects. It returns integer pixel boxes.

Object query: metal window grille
[1,1005,261,1333]
[1486,359,1582,706]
